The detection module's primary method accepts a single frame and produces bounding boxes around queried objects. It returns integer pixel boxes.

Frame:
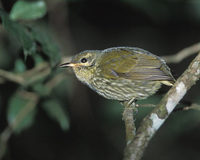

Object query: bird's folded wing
[99,49,174,82]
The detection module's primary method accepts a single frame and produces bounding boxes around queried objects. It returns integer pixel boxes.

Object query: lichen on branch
[123,52,200,160]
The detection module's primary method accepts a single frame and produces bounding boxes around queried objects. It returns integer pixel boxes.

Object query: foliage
[42,99,70,131]
[7,91,37,133]
[10,0,47,21]
[0,0,69,145]
[0,9,36,57]
[0,0,200,160]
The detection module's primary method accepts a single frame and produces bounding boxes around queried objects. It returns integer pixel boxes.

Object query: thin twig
[20,62,51,85]
[123,52,200,160]
[0,62,50,86]
[45,73,66,91]
[136,104,156,108]
[162,42,200,63]
[174,103,200,112]
[0,127,12,159]
[11,91,39,129]
[0,69,25,85]
[182,103,200,111]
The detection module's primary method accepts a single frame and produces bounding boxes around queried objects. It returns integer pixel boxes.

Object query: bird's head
[60,50,101,84]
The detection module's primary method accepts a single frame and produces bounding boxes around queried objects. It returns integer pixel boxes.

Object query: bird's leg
[122,98,137,145]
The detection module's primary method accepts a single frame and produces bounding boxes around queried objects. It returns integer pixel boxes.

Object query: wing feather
[98,47,174,82]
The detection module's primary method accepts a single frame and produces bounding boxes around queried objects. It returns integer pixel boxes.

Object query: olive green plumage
[60,47,175,102]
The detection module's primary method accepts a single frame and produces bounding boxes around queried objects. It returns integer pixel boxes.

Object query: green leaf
[10,0,47,21]
[32,83,50,96]
[14,59,26,73]
[31,27,61,66]
[0,9,60,64]
[42,99,69,130]
[7,93,37,133]
[33,54,45,65]
[0,9,36,57]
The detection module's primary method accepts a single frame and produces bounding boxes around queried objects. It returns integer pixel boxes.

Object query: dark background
[0,0,200,160]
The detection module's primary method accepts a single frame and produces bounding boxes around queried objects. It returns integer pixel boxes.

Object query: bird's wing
[98,48,174,82]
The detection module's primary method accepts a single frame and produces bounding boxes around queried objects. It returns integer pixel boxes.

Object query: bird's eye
[81,58,87,63]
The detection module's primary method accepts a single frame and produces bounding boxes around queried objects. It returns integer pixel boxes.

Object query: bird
[60,47,175,105]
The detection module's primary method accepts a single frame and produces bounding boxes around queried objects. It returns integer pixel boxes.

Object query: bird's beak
[59,62,82,68]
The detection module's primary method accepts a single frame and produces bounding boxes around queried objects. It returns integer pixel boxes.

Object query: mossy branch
[123,52,200,160]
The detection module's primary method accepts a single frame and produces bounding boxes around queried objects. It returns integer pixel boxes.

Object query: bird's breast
[89,76,161,101]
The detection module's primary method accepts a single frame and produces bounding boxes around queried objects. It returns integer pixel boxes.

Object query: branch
[182,103,200,111]
[45,73,66,91]
[162,42,200,63]
[22,62,51,85]
[123,52,200,160]
[174,103,200,112]
[0,59,72,88]
[122,102,136,145]
[0,69,25,85]
[0,62,50,86]
[136,104,156,108]
[10,91,39,129]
